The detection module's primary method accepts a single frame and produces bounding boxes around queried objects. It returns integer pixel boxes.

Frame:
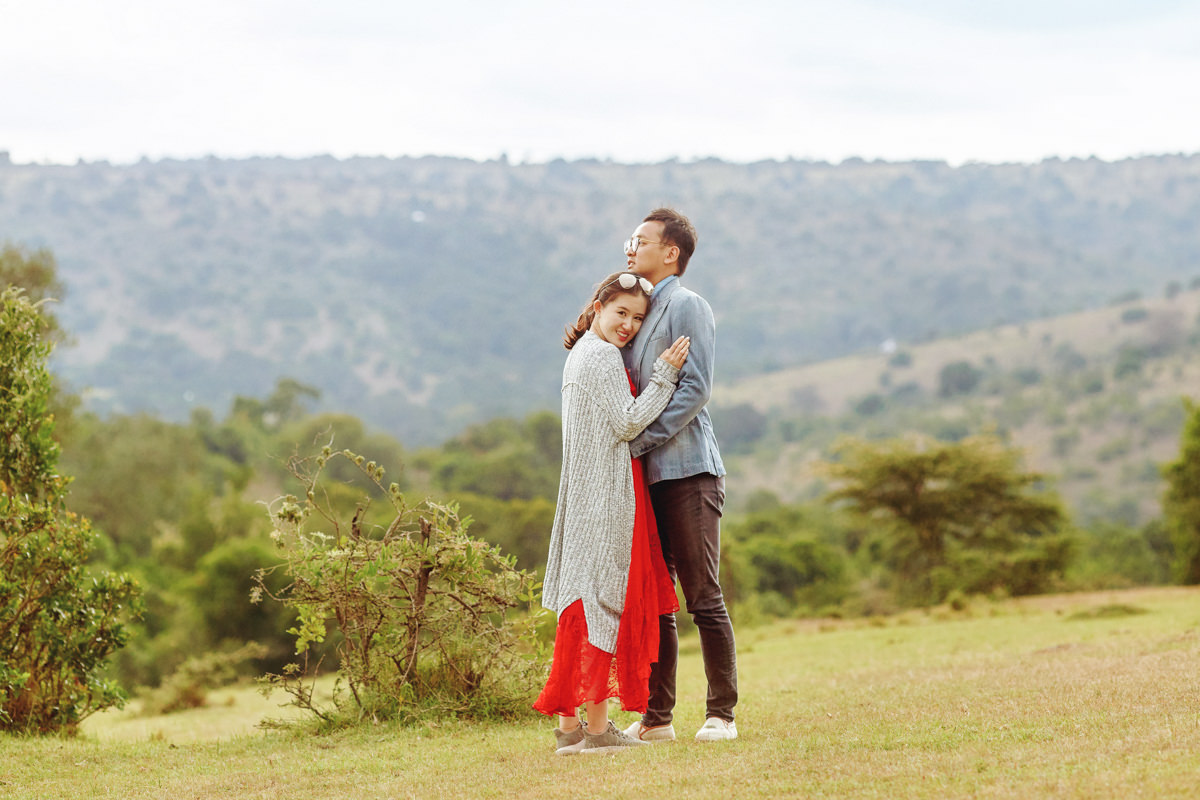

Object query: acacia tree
[822,434,1072,605]
[1161,399,1200,584]
[1,286,141,734]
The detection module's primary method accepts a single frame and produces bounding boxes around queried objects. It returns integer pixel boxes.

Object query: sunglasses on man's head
[603,272,654,294]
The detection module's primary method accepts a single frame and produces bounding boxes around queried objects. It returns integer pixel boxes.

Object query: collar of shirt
[651,274,678,298]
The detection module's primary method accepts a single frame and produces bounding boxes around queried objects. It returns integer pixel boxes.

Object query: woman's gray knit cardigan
[540,330,680,654]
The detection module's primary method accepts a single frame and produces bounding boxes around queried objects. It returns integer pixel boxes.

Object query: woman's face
[591,291,649,347]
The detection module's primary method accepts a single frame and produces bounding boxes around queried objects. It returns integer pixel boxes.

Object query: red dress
[533,374,679,717]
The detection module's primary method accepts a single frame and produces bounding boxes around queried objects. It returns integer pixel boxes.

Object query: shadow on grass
[1066,603,1150,621]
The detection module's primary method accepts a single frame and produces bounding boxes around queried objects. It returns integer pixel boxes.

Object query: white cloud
[2,0,1198,165]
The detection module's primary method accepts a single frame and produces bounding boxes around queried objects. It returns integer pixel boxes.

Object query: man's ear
[664,244,680,269]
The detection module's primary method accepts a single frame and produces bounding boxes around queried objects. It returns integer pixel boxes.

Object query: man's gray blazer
[623,275,726,485]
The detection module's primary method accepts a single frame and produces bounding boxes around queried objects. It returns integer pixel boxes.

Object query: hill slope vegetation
[2,152,1199,442]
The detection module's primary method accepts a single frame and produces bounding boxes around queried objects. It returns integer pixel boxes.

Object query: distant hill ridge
[719,288,1200,522]
[1,152,1198,444]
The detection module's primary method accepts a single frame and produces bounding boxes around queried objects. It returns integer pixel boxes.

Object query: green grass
[4,586,1200,799]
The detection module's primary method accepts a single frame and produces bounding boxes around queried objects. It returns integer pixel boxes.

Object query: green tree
[1,243,77,436]
[191,537,293,662]
[1161,399,1200,583]
[425,413,561,501]
[937,360,983,397]
[1,287,142,734]
[231,377,322,430]
[451,493,555,570]
[721,503,854,617]
[1068,520,1172,589]
[821,434,1071,605]
[1,243,63,338]
[61,413,233,561]
[1113,345,1146,380]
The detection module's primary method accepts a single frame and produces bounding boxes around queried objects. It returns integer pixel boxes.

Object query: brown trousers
[643,473,738,725]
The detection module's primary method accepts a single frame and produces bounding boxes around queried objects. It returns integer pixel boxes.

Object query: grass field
[3,586,1199,799]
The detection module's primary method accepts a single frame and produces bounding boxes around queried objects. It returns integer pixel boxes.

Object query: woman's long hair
[563,270,652,349]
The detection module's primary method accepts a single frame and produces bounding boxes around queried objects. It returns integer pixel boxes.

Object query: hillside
[717,288,1200,522]
[2,151,1200,443]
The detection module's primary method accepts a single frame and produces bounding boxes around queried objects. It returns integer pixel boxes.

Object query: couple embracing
[535,208,739,755]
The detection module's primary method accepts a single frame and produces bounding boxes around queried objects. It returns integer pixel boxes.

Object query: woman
[535,270,689,755]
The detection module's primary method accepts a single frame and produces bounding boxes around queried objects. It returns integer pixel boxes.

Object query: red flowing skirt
[533,454,679,716]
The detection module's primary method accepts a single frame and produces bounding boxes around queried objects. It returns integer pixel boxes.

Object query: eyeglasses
[625,236,671,255]
[602,272,654,294]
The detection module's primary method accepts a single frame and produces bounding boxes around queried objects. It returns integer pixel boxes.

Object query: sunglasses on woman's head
[604,273,654,294]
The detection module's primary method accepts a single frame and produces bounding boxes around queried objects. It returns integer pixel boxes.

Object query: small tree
[938,360,983,397]
[256,446,547,729]
[821,434,1071,605]
[1161,399,1200,584]
[1,287,142,734]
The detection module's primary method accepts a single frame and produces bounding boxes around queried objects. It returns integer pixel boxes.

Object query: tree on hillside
[231,377,321,430]
[937,360,983,398]
[821,434,1072,605]
[0,286,142,734]
[1161,399,1200,584]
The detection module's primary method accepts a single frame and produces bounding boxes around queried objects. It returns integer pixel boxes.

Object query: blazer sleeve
[581,346,680,442]
[629,292,716,458]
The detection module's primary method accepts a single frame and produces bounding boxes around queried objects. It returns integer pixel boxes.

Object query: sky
[2,0,1199,166]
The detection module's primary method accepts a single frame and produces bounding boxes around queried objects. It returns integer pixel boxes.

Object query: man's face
[625,221,675,282]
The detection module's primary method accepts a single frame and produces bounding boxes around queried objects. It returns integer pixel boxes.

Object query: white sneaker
[695,717,737,742]
[622,720,676,742]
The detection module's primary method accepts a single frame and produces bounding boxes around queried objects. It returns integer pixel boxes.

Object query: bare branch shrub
[255,447,548,730]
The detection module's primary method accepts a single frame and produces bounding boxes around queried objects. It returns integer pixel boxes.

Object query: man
[621,207,738,742]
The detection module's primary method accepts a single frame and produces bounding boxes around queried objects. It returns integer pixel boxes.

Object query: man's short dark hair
[644,207,697,275]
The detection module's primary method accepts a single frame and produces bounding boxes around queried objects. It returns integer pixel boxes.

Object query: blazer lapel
[631,280,678,375]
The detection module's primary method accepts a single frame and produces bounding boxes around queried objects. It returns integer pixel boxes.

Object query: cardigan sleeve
[580,344,680,442]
